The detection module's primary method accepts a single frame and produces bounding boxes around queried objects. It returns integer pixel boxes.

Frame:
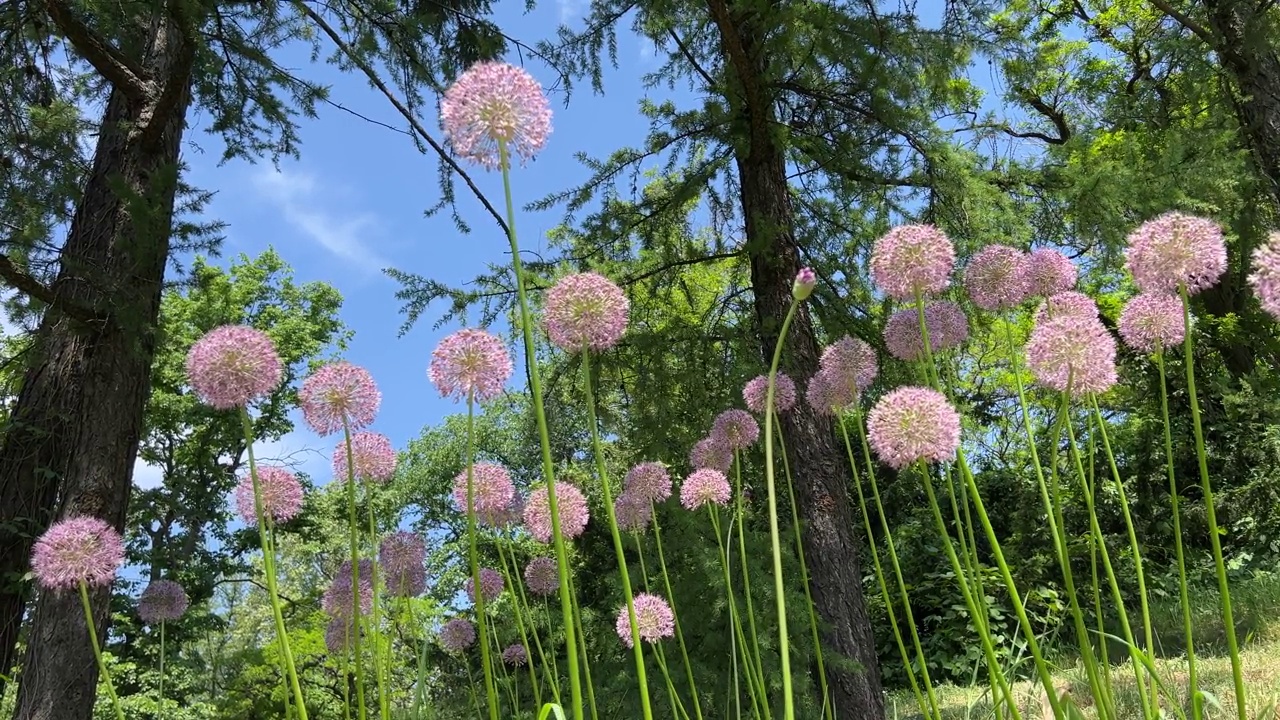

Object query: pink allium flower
[332,431,397,483]
[453,463,518,527]
[1250,231,1280,320]
[883,303,969,362]
[680,468,731,510]
[439,618,476,653]
[1036,291,1099,322]
[185,326,283,410]
[380,532,427,598]
[524,557,559,596]
[711,409,759,450]
[31,517,124,591]
[490,493,526,529]
[805,370,852,415]
[818,336,879,396]
[793,268,817,301]
[440,61,552,170]
[502,643,528,666]
[965,245,1030,311]
[1125,212,1227,295]
[298,362,381,436]
[322,559,374,620]
[523,482,590,543]
[870,224,956,301]
[138,579,189,624]
[428,328,512,402]
[544,272,629,352]
[1025,315,1118,396]
[689,436,732,473]
[615,593,675,648]
[1018,248,1078,297]
[465,567,504,603]
[234,466,304,526]
[624,462,671,503]
[614,491,653,533]
[1118,292,1185,353]
[325,616,355,655]
[866,387,961,470]
[743,374,797,415]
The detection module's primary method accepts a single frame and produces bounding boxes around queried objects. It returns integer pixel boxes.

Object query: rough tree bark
[0,3,195,717]
[704,0,886,716]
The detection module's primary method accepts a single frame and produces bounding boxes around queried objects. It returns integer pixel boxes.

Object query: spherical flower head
[325,616,356,655]
[1125,212,1227,295]
[524,557,559,596]
[711,409,759,451]
[332,432,397,483]
[502,644,528,666]
[1250,232,1280,320]
[31,517,124,591]
[523,482,590,543]
[453,462,517,527]
[465,567,504,603]
[298,362,381,436]
[1035,291,1099,322]
[1118,292,1185,353]
[870,224,956,301]
[623,462,672,503]
[616,593,675,648]
[428,328,512,402]
[380,532,428,598]
[689,436,732,473]
[185,325,283,410]
[322,559,374,620]
[234,466,304,526]
[883,303,969,362]
[614,491,653,533]
[544,272,629,352]
[1018,248,1078,297]
[965,245,1030,311]
[805,370,854,416]
[866,387,961,470]
[490,493,526,529]
[792,268,817,301]
[818,336,879,396]
[138,579,189,624]
[1025,315,1118,396]
[743,374,797,415]
[440,61,552,170]
[439,618,476,654]
[680,468,731,510]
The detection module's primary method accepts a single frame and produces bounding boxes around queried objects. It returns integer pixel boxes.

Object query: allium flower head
[31,517,124,590]
[743,374,797,415]
[965,245,1030,311]
[502,644,528,666]
[298,362,381,436]
[711,409,759,450]
[234,466,304,526]
[616,593,675,648]
[544,272,629,352]
[185,326,283,410]
[440,61,552,170]
[866,387,961,470]
[1118,293,1185,353]
[524,482,590,543]
[680,468,731,510]
[322,559,374,620]
[465,567,504,603]
[490,493,526,529]
[439,618,476,654]
[884,303,969,362]
[623,462,672,503]
[1125,212,1227,295]
[793,268,817,301]
[689,436,732,473]
[380,532,428,598]
[1025,315,1118,396]
[325,616,355,655]
[524,557,559,596]
[1036,291,1099,322]
[1018,248,1078,297]
[805,370,853,415]
[870,224,956,301]
[818,336,879,396]
[614,491,653,533]
[138,579,189,624]
[429,328,512,402]
[1250,232,1280,321]
[452,462,517,527]
[332,432,397,483]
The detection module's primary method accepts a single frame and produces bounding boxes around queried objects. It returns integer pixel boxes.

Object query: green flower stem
[464,395,501,720]
[1083,421,1115,708]
[365,497,389,720]
[566,574,600,720]
[653,508,704,720]
[336,420,369,720]
[709,507,766,720]
[79,580,125,720]
[158,618,165,707]
[731,451,767,699]
[1155,350,1201,720]
[466,657,485,719]
[243,409,309,720]
[654,644,692,720]
[498,138,584,720]
[498,543,546,708]
[1179,286,1245,720]
[581,351,653,720]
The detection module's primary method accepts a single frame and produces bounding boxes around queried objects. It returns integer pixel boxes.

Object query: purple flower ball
[298,362,381,436]
[680,469,731,511]
[439,618,476,654]
[523,482,590,543]
[138,579,189,624]
[428,328,513,402]
[1250,232,1280,321]
[234,466,304,526]
[452,462,517,527]
[380,532,428,598]
[440,61,552,170]
[322,559,374,620]
[711,409,759,451]
[465,567,505,603]
[325,616,356,655]
[614,491,653,533]
[818,336,879,395]
[870,224,956,301]
[689,436,732,473]
[185,325,283,410]
[866,387,961,470]
[1018,248,1078,297]
[805,370,854,415]
[1125,212,1227,295]
[1025,315,1118,396]
[31,517,125,591]
[623,462,672,504]
[524,557,559,596]
[743,374,797,415]
[544,272,630,352]
[965,245,1030,311]
[615,593,675,648]
[1118,292,1185,353]
[1035,291,1099,322]
[332,431,397,483]
[502,643,529,666]
[883,302,969,362]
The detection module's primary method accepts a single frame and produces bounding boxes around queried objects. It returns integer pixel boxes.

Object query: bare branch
[1146,0,1221,48]
[0,253,102,325]
[42,0,152,100]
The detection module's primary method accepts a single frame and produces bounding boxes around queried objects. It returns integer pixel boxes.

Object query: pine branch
[1146,0,1221,49]
[42,0,152,100]
[0,253,103,325]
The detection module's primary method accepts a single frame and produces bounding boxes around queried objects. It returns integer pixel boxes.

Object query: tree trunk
[704,0,886,715]
[0,7,194,718]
